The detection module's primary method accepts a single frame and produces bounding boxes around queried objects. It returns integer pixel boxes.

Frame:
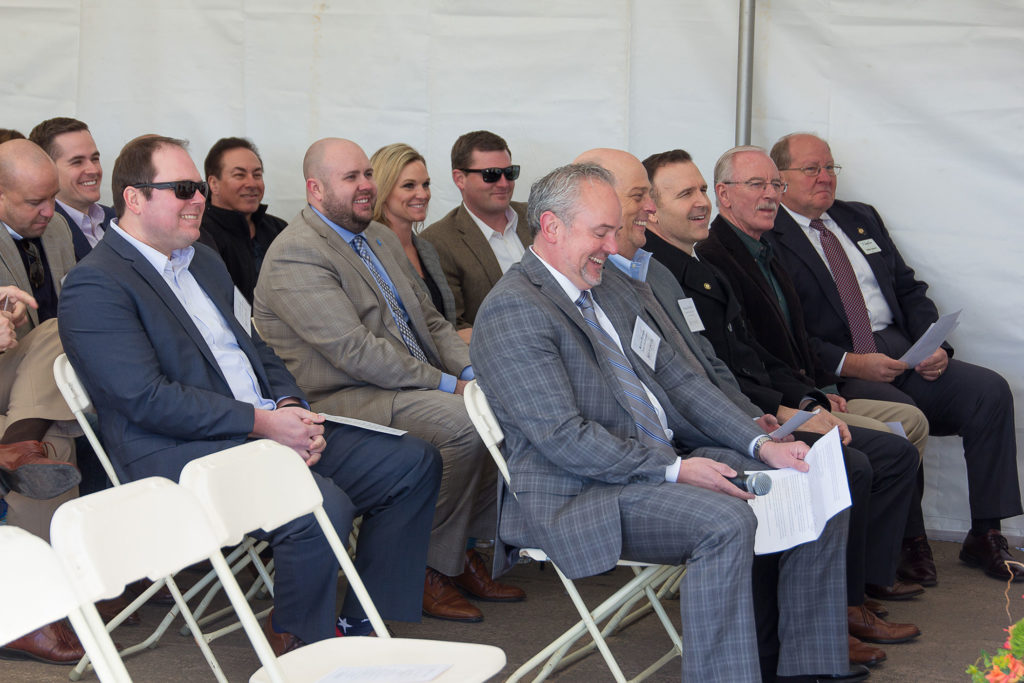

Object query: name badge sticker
[677,298,705,332]
[858,238,881,255]
[631,317,660,371]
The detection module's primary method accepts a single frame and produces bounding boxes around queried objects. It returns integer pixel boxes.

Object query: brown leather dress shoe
[96,594,141,626]
[0,441,80,500]
[960,530,1024,582]
[898,535,938,586]
[0,620,85,664]
[263,610,305,656]
[848,635,886,667]
[864,580,924,601]
[451,549,526,602]
[423,568,483,622]
[847,604,920,644]
[862,598,888,618]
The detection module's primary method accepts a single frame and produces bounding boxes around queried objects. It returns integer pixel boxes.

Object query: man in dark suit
[57,134,442,652]
[198,137,286,304]
[472,162,859,683]
[29,118,115,261]
[766,133,1021,582]
[421,130,530,327]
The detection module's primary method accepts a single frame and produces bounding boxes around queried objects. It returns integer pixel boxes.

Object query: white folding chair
[52,353,273,682]
[179,439,505,682]
[0,526,130,683]
[463,380,684,683]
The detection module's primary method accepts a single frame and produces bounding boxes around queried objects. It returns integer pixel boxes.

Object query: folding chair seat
[178,439,506,682]
[463,380,684,683]
[53,353,273,682]
[0,526,130,682]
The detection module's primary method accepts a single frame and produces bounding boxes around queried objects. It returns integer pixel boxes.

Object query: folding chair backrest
[50,477,226,602]
[177,439,323,546]
[53,353,121,486]
[463,380,512,486]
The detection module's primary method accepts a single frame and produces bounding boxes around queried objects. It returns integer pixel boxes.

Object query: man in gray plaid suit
[470,163,860,683]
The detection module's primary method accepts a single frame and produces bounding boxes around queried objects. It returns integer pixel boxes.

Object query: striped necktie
[809,219,877,353]
[576,291,674,452]
[351,234,430,363]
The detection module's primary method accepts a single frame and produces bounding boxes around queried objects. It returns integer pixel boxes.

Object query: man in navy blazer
[58,135,441,651]
[767,133,1021,583]
[29,118,115,261]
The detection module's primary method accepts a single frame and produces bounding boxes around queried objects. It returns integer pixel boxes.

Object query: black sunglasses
[130,180,209,200]
[458,165,520,183]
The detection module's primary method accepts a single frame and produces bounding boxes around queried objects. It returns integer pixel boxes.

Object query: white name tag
[858,238,881,255]
[631,317,660,371]
[677,298,705,332]
[233,286,252,336]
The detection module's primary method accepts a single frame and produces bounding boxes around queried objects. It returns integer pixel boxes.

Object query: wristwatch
[753,434,773,463]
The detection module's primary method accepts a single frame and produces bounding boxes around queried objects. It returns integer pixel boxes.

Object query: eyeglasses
[720,179,787,193]
[129,180,209,199]
[780,164,842,177]
[458,166,520,183]
[17,239,44,290]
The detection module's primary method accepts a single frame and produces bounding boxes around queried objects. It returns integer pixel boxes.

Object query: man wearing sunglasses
[0,138,87,665]
[762,133,1021,585]
[421,130,530,328]
[58,135,442,654]
[29,117,115,262]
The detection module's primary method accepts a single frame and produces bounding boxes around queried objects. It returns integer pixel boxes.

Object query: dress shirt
[608,249,651,283]
[310,207,472,393]
[726,222,793,330]
[56,199,106,248]
[110,223,275,411]
[782,205,895,374]
[466,203,524,274]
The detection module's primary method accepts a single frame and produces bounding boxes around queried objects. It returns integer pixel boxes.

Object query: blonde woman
[370,144,471,343]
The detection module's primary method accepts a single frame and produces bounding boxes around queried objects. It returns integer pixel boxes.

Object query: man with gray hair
[471,162,859,682]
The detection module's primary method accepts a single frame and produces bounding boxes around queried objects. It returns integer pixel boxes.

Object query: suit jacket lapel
[772,209,848,323]
[826,203,904,326]
[455,206,504,285]
[41,218,72,295]
[0,230,36,327]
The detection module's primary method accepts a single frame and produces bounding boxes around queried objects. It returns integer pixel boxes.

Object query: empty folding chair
[0,526,130,683]
[52,353,272,682]
[463,379,684,683]
[178,438,506,682]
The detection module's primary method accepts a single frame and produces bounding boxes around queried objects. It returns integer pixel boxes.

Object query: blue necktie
[351,234,429,364]
[576,291,674,452]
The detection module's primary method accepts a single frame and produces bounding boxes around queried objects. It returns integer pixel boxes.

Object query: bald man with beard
[254,138,525,626]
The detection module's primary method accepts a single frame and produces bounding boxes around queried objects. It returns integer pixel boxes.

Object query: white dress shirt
[466,203,524,274]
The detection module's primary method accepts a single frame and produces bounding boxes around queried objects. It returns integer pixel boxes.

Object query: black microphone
[727,472,773,495]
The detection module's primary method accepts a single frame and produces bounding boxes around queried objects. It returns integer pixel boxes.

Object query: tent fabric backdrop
[3,0,1023,540]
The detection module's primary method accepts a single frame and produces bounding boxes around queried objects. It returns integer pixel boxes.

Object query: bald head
[0,139,60,238]
[303,137,377,232]
[573,148,655,260]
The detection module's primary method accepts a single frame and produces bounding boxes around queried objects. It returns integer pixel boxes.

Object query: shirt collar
[726,219,775,266]
[530,245,585,304]
[2,222,22,241]
[608,248,652,282]
[56,199,105,230]
[781,203,834,230]
[110,221,195,276]
[311,205,360,244]
[464,202,517,240]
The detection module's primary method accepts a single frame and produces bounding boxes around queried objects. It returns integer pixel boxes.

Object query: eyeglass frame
[779,164,842,177]
[128,180,209,200]
[719,178,788,194]
[456,165,520,183]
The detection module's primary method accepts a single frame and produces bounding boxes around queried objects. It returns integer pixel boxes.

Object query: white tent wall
[3,0,1023,540]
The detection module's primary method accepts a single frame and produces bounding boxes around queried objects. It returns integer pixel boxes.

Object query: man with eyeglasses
[29,117,115,262]
[58,134,443,654]
[0,138,88,665]
[254,137,525,627]
[421,130,530,328]
[763,132,1021,585]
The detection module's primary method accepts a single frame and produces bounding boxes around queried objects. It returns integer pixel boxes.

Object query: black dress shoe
[776,665,870,682]
[960,530,1024,581]
[864,580,924,601]
[898,535,938,586]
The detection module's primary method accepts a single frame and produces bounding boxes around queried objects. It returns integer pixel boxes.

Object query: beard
[322,190,373,233]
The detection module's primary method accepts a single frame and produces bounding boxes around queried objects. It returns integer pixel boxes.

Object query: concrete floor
[1,540,1019,682]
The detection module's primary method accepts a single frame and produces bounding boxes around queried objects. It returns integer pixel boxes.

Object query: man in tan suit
[420,130,530,328]
[254,138,524,624]
[0,139,85,665]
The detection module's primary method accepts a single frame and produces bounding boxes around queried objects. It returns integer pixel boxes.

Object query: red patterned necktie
[809,219,877,353]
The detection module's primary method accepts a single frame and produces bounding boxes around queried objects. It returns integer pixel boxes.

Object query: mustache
[756,200,778,211]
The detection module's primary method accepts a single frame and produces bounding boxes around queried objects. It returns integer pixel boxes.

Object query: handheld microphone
[727,472,772,496]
